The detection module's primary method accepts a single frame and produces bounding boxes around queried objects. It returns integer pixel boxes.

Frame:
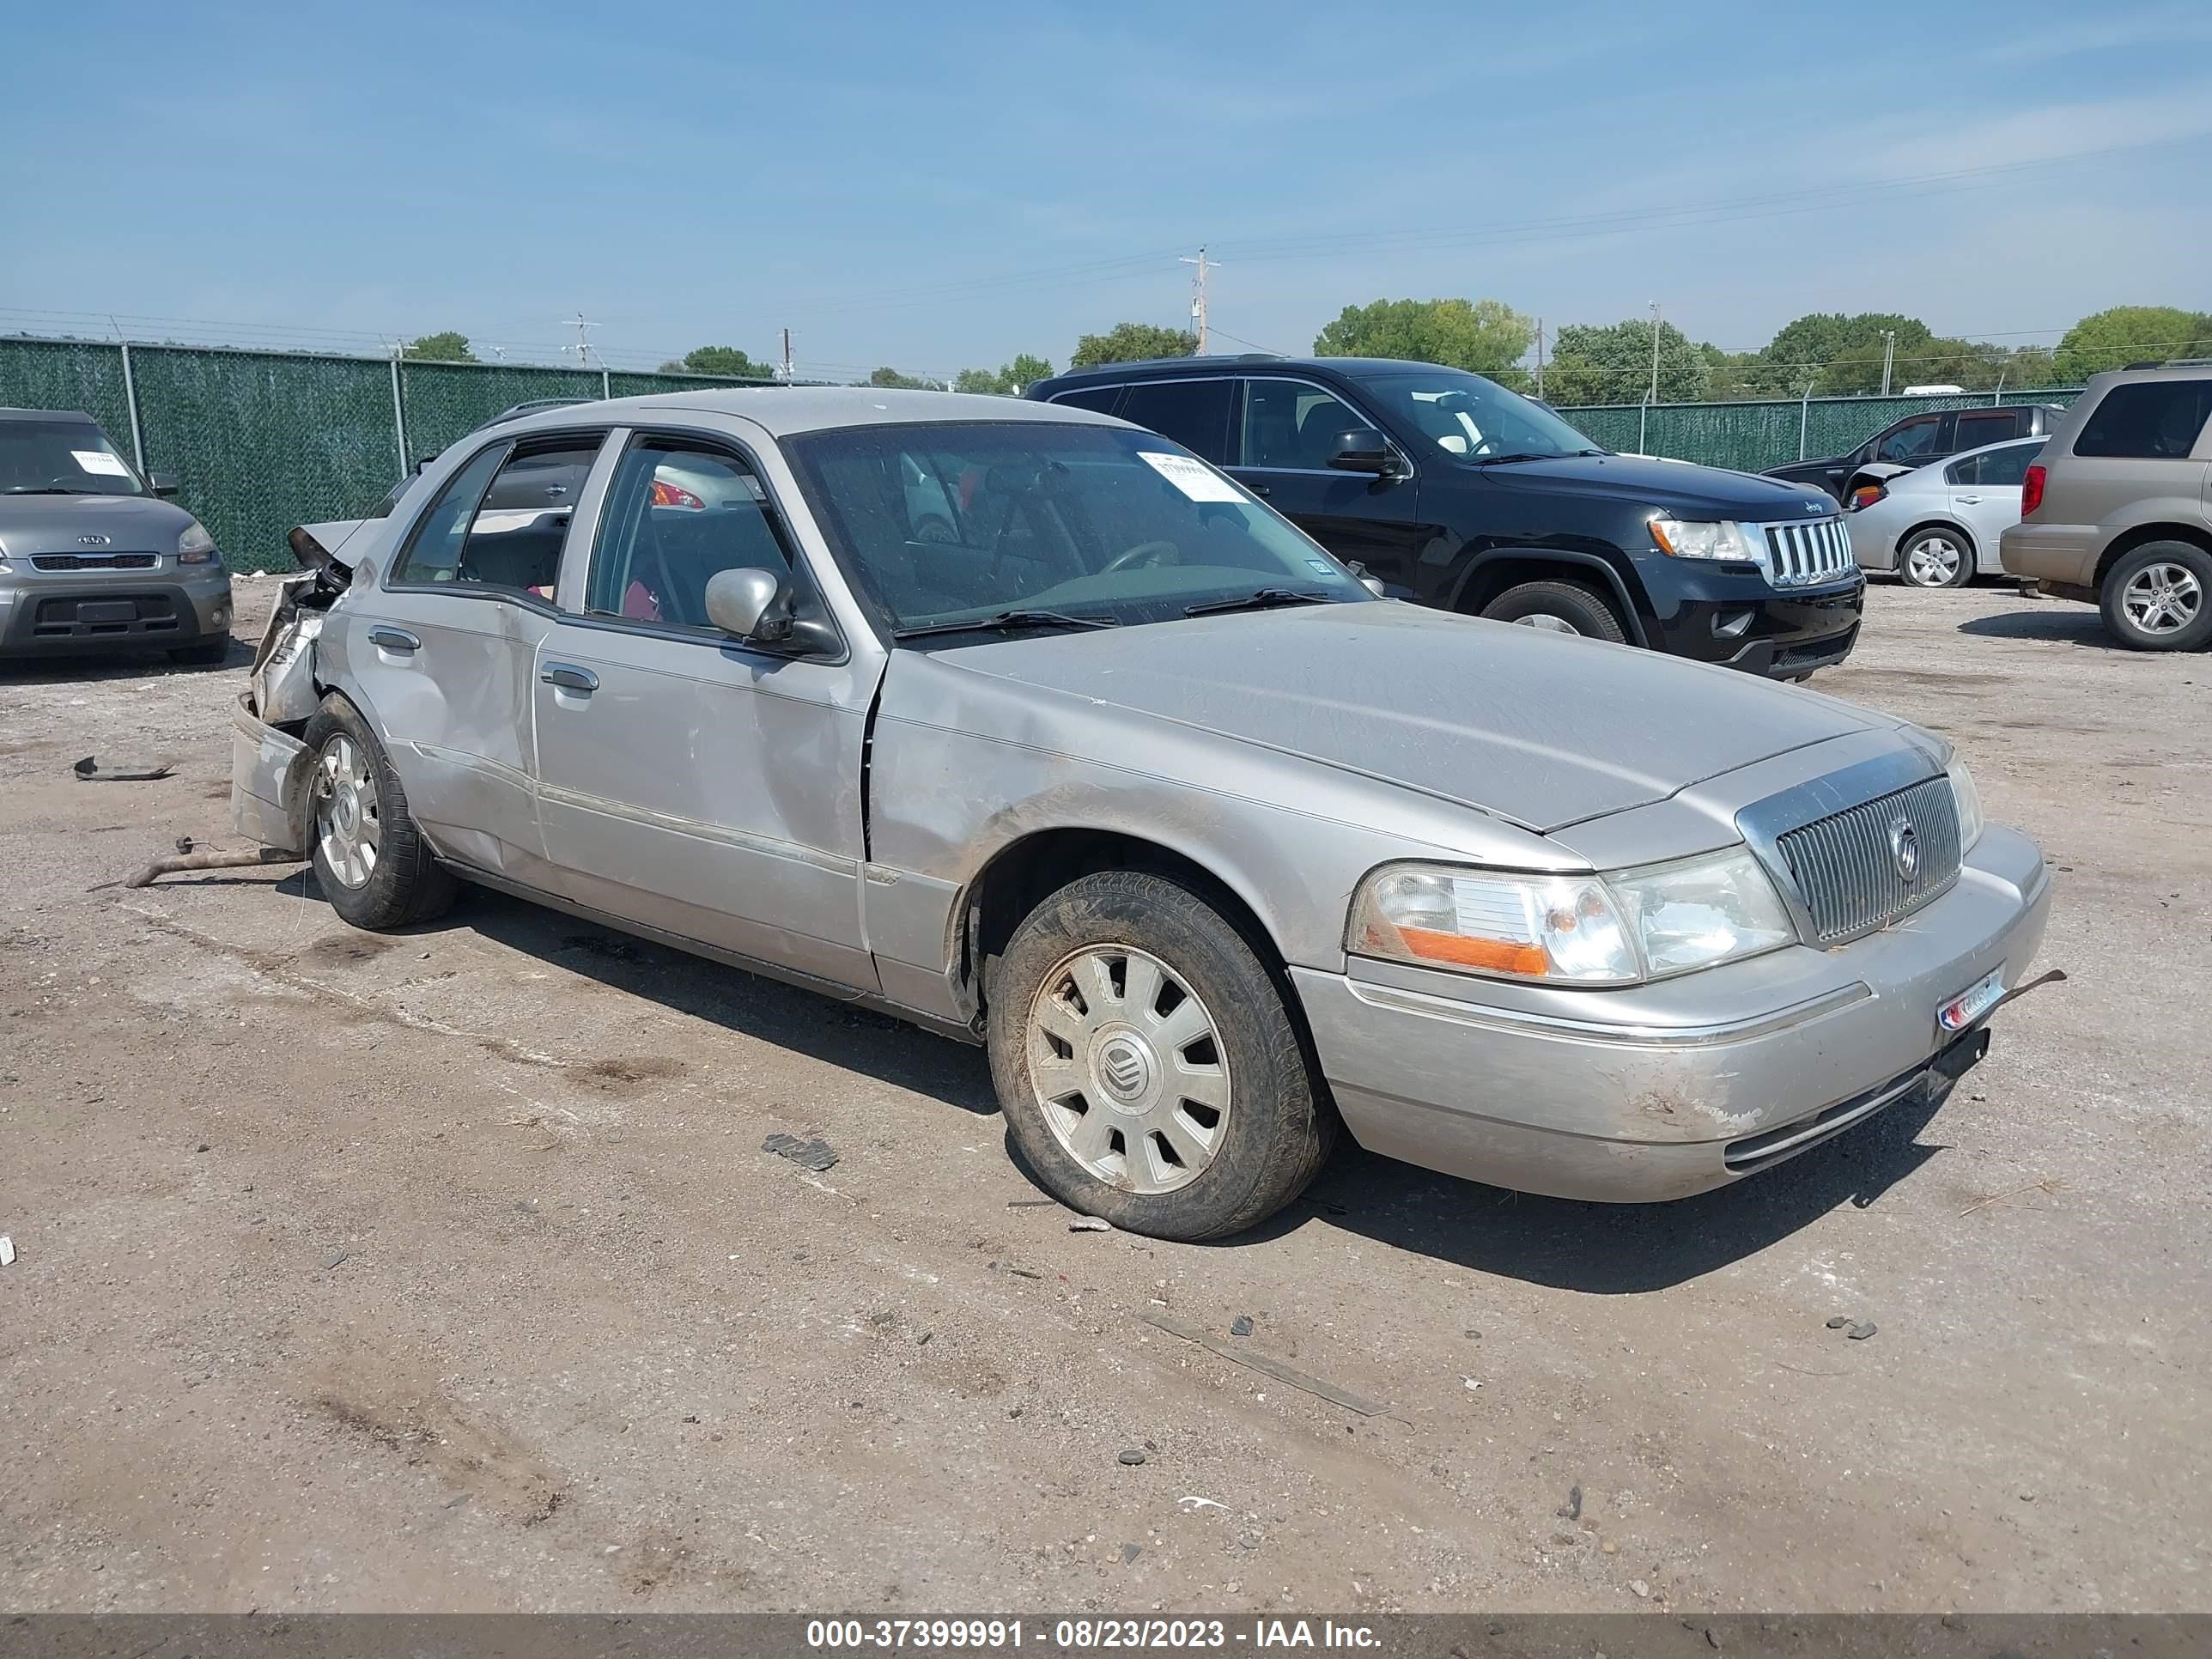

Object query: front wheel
[2100,542,2212,651]
[1479,580,1627,641]
[1899,528,1974,588]
[302,695,457,928]
[987,869,1336,1241]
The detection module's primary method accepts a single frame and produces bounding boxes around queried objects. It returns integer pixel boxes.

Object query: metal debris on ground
[324,1251,349,1270]
[104,844,299,891]
[1140,1309,1389,1417]
[1229,1316,1253,1337]
[1006,1199,1058,1209]
[1069,1216,1113,1232]
[1558,1485,1583,1521]
[0,1236,15,1267]
[1844,1321,1878,1341]
[760,1133,839,1173]
[1176,1495,1225,1512]
[1116,1449,1147,1466]
[72,756,175,782]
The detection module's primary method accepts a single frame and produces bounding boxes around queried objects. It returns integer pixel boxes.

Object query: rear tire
[2100,542,2212,652]
[302,694,458,929]
[987,869,1337,1242]
[1898,527,1975,589]
[1480,579,1627,641]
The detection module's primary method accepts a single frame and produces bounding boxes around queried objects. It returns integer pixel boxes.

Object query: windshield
[1352,368,1601,462]
[0,419,146,495]
[784,421,1371,634]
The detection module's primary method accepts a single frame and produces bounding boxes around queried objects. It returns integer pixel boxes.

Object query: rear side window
[2073,380,2212,459]
[1048,385,1124,416]
[1972,442,2039,488]
[1115,378,1235,465]
[393,438,602,595]
[1953,410,2018,452]
[586,439,795,633]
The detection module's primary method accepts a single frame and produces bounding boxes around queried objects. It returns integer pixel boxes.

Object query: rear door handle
[367,626,419,653]
[1954,494,1982,504]
[540,663,599,695]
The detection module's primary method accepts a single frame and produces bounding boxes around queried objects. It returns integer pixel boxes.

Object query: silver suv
[2000,364,2212,650]
[0,409,234,664]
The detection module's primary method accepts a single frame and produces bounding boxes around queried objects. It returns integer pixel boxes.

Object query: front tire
[1899,527,1975,589]
[302,695,457,929]
[987,869,1336,1241]
[2100,542,2212,651]
[1479,579,1627,641]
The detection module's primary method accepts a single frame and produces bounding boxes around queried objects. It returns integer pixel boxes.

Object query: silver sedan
[1846,434,2045,587]
[231,389,2050,1239]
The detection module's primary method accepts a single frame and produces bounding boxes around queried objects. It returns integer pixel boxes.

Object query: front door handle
[1248,482,1272,497]
[540,663,599,695]
[367,626,420,653]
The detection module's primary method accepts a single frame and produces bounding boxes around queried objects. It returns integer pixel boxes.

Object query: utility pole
[781,327,793,384]
[1180,246,1212,354]
[561,313,599,369]
[1879,329,1896,397]
[1534,318,1546,399]
[1648,301,1662,406]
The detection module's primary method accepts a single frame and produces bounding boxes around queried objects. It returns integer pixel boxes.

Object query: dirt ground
[1,576,2205,1615]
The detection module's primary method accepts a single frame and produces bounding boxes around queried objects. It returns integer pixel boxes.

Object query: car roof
[0,407,100,424]
[1039,355,1430,387]
[493,385,1127,440]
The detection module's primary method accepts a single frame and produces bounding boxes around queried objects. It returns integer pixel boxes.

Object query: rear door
[1948,440,2039,569]
[529,429,878,993]
[1226,376,1426,593]
[343,430,608,881]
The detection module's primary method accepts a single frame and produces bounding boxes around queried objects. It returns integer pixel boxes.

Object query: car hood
[928,601,1891,833]
[1486,453,1837,520]
[0,491,199,552]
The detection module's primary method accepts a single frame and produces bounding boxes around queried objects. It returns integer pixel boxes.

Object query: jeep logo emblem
[1891,818,1921,881]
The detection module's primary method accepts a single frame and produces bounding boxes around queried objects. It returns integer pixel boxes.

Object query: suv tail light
[2021,463,2046,518]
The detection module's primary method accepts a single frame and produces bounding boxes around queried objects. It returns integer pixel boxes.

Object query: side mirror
[1345,558,1387,599]
[149,471,180,498]
[704,567,794,643]
[1328,429,1395,476]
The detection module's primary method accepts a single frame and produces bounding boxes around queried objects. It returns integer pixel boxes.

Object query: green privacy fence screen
[1553,387,2084,474]
[2,333,2088,573]
[0,337,783,572]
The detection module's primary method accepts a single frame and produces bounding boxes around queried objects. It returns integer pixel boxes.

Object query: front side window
[0,419,145,497]
[1241,380,1379,470]
[1875,416,1942,463]
[1351,368,1598,463]
[784,420,1370,634]
[2074,380,2212,460]
[393,438,601,595]
[585,440,795,631]
[1115,378,1235,465]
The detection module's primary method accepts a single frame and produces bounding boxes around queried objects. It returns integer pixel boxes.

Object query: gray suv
[0,409,234,664]
[2000,364,2212,650]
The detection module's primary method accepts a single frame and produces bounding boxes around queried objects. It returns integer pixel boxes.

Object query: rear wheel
[1479,579,1627,641]
[1899,527,1975,589]
[302,695,457,928]
[2100,542,2212,652]
[987,869,1336,1241]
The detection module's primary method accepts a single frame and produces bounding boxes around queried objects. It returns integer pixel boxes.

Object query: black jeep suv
[1026,356,1863,680]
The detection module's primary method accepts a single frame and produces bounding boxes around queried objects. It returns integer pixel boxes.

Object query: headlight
[1948,759,1984,853]
[177,520,218,563]
[1350,848,1795,985]
[1649,518,1760,562]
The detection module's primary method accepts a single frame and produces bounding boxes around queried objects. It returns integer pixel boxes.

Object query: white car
[1844,435,2044,588]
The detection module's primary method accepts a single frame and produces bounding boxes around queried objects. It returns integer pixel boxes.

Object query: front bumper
[1999,521,2100,591]
[0,573,233,657]
[1293,823,2051,1202]
[1634,558,1864,678]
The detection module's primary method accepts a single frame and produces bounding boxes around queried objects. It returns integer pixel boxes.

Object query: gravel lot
[2,578,2205,1614]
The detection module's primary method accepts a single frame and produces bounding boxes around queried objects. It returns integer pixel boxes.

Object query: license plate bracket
[1937,967,2005,1034]
[76,600,137,624]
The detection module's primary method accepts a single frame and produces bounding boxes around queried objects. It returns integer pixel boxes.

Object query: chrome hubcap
[1513,612,1581,635]
[1905,536,1964,586]
[2122,562,2202,635]
[314,733,380,890]
[1026,945,1230,1194]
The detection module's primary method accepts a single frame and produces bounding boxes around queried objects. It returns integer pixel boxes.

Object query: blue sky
[3,0,2208,379]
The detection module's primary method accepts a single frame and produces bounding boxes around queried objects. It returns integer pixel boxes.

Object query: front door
[1227,377,1426,594]
[341,431,606,882]
[530,432,878,994]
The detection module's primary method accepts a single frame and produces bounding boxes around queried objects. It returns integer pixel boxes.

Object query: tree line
[403,301,2212,404]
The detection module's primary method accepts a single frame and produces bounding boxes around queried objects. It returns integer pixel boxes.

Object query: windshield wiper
[1183,586,1336,617]
[3,485,100,495]
[892,608,1120,641]
[1467,452,1555,466]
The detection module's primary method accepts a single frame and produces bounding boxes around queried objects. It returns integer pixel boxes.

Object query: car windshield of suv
[0,420,146,495]
[784,420,1371,634]
[1351,368,1601,462]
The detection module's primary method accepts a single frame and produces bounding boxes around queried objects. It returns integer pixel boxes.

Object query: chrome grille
[1761,517,1853,587]
[1776,775,1960,944]
[31,552,158,571]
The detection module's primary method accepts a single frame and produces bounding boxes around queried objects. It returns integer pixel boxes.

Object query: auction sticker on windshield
[72,450,132,477]
[1138,450,1244,502]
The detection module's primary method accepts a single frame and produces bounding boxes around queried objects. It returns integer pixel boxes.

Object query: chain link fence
[3,333,2090,573]
[1,337,779,572]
